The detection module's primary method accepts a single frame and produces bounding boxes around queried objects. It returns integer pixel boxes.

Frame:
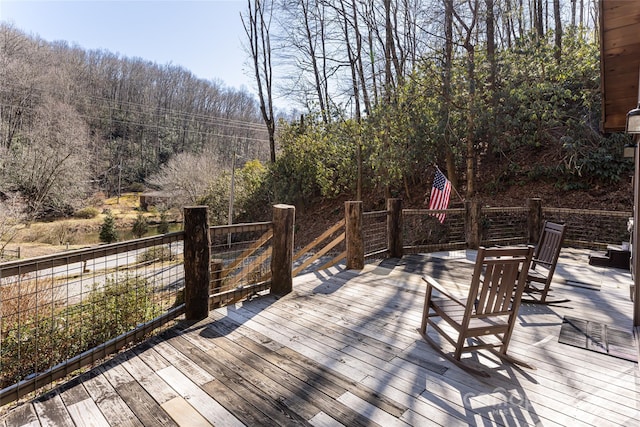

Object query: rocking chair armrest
[422,275,466,306]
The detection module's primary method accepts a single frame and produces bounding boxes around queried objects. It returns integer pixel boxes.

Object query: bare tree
[0,192,26,255]
[442,0,457,190]
[146,149,225,207]
[452,0,480,198]
[335,0,364,199]
[4,99,90,218]
[243,0,277,163]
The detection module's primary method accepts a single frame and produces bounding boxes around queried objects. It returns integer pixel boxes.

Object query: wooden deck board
[204,311,478,425]
[160,396,212,427]
[100,362,178,427]
[31,394,74,427]
[118,353,177,405]
[33,393,75,427]
[1,251,639,426]
[166,329,313,426]
[65,398,110,427]
[81,371,143,427]
[204,313,409,418]
[156,365,243,427]
[169,325,309,426]
[172,326,381,427]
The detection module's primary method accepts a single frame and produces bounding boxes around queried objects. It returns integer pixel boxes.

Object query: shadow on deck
[2,250,638,426]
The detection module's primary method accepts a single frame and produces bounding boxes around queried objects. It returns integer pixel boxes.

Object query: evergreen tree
[132,213,149,238]
[99,210,118,243]
[157,210,170,234]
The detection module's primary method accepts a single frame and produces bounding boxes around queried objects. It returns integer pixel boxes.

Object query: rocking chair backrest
[468,247,534,316]
[533,221,566,270]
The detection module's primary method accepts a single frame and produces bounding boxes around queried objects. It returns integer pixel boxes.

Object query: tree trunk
[442,0,457,191]
[338,0,363,201]
[553,0,562,62]
[485,0,497,152]
[242,0,277,163]
[465,45,476,198]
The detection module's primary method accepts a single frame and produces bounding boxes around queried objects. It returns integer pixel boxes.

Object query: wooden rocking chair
[522,221,567,304]
[419,246,535,376]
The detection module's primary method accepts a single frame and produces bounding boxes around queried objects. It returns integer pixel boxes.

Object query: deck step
[588,245,630,270]
[588,253,610,267]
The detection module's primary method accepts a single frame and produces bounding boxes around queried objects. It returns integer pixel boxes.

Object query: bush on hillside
[132,213,149,238]
[73,207,100,219]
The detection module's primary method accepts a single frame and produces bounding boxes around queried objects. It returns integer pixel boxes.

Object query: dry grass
[0,275,60,328]
[3,193,181,258]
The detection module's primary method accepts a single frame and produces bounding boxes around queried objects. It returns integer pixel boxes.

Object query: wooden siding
[600,0,640,133]
[1,249,638,426]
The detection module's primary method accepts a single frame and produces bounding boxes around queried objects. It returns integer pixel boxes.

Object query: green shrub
[99,210,118,243]
[132,213,149,238]
[157,211,170,234]
[137,245,174,263]
[74,207,100,219]
[128,182,145,193]
[83,275,161,342]
[0,274,161,389]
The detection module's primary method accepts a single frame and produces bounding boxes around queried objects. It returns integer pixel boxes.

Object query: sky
[0,0,254,93]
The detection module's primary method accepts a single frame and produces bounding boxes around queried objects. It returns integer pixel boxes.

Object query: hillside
[292,146,635,247]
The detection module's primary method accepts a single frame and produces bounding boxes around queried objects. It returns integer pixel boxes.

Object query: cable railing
[0,232,185,406]
[0,199,633,407]
[363,210,387,260]
[209,222,273,307]
[480,206,529,246]
[544,207,632,250]
[402,208,467,254]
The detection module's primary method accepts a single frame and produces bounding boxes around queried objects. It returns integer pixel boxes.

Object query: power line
[0,102,271,145]
[2,82,270,133]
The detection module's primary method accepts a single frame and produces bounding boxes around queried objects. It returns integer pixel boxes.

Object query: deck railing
[0,204,296,407]
[0,198,632,407]
[543,207,631,249]
[209,221,273,307]
[0,232,185,406]
[363,210,388,259]
[292,219,346,277]
[402,208,467,254]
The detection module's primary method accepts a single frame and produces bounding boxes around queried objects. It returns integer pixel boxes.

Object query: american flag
[428,169,451,223]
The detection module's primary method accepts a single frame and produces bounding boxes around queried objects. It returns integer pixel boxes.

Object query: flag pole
[434,165,465,204]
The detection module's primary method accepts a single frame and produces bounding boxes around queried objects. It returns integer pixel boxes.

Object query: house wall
[600,0,640,133]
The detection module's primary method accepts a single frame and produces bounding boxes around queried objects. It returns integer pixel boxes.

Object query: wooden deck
[2,249,639,426]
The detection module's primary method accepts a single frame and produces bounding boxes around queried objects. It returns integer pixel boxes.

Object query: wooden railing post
[183,206,211,321]
[272,204,295,295]
[465,199,481,249]
[387,198,403,258]
[345,201,364,269]
[528,198,543,244]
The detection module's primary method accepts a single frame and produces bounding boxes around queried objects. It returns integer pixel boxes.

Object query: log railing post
[183,206,211,321]
[528,198,543,244]
[465,199,482,249]
[387,198,403,258]
[345,201,364,269]
[271,204,295,295]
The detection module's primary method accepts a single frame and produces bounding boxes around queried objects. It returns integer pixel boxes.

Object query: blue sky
[0,0,254,92]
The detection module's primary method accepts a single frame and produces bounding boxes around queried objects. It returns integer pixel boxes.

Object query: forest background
[0,0,634,254]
